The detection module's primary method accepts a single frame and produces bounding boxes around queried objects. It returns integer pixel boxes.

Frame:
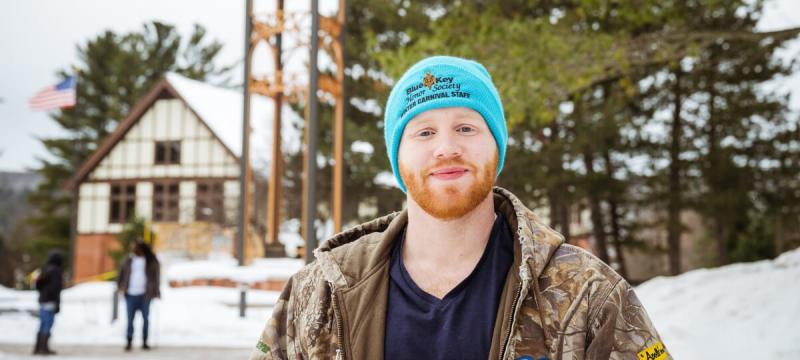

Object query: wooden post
[332,0,346,234]
[318,0,346,234]
[248,1,346,259]
[266,0,285,248]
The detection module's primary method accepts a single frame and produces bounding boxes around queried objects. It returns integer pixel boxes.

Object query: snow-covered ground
[637,246,800,359]
[166,256,304,284]
[0,256,302,349]
[2,248,799,359]
[0,282,278,348]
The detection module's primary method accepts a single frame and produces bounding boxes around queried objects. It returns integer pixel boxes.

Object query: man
[117,241,160,351]
[251,56,670,360]
[33,250,64,355]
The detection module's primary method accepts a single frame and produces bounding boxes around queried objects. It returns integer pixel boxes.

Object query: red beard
[400,153,498,220]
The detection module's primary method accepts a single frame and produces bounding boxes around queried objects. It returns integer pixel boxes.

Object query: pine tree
[367,0,800,277]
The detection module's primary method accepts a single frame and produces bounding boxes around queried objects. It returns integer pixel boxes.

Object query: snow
[0,282,278,348]
[636,247,800,359]
[165,73,304,170]
[2,247,799,358]
[0,256,308,348]
[166,257,304,284]
[350,140,374,154]
[278,232,306,259]
[373,171,400,189]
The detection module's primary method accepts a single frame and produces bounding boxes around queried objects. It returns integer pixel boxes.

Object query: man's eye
[458,126,475,133]
[418,130,434,137]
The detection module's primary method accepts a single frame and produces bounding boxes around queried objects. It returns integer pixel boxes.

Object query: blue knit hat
[383,56,508,193]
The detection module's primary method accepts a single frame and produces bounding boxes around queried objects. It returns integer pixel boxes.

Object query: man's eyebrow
[453,111,483,121]
[407,117,435,129]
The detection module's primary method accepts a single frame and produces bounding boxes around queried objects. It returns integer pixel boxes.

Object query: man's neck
[402,192,496,298]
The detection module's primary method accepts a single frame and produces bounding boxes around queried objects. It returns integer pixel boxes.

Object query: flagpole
[68,68,80,284]
[305,0,320,264]
[238,0,254,319]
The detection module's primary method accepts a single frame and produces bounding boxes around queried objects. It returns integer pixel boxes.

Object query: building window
[109,183,136,224]
[196,181,225,223]
[153,182,180,222]
[154,140,181,165]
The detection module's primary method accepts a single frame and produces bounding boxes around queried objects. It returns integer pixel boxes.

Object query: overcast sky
[0,0,798,172]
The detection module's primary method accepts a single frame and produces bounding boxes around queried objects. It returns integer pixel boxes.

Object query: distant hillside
[0,171,42,193]
[0,171,43,287]
[0,171,42,233]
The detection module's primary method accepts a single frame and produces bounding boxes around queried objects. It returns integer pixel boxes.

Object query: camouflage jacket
[251,187,670,360]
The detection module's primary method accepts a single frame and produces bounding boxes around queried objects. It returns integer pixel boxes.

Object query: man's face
[398,107,498,220]
[132,243,143,256]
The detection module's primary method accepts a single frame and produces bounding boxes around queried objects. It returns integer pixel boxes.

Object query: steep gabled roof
[64,73,302,191]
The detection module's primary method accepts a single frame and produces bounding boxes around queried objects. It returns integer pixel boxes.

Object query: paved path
[0,344,251,360]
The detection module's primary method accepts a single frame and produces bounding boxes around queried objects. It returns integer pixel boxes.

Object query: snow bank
[166,257,304,284]
[637,246,800,359]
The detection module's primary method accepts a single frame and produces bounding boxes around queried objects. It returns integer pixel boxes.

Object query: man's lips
[429,167,469,180]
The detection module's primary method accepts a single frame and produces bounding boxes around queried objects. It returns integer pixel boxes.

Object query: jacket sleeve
[54,269,63,313]
[117,258,127,288]
[153,260,161,298]
[249,276,302,360]
[585,279,672,360]
[35,269,46,290]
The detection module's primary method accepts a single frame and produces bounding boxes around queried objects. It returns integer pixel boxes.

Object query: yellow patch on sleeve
[637,341,668,360]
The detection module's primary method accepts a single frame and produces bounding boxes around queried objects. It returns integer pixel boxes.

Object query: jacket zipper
[500,279,526,360]
[331,286,345,360]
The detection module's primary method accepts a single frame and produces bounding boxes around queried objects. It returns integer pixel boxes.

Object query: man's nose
[433,131,462,159]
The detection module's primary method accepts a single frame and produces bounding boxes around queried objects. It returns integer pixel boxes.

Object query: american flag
[29,76,77,110]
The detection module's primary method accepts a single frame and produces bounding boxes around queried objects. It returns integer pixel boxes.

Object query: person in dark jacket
[117,241,160,351]
[33,250,64,355]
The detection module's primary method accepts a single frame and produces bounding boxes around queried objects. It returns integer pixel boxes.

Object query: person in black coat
[33,250,64,355]
[117,241,160,351]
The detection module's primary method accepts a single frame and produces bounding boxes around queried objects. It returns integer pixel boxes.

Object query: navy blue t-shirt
[384,212,514,360]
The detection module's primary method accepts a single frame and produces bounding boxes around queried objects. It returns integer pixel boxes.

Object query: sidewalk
[0,344,251,360]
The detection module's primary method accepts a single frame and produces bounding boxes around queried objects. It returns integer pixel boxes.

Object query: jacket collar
[313,186,565,289]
